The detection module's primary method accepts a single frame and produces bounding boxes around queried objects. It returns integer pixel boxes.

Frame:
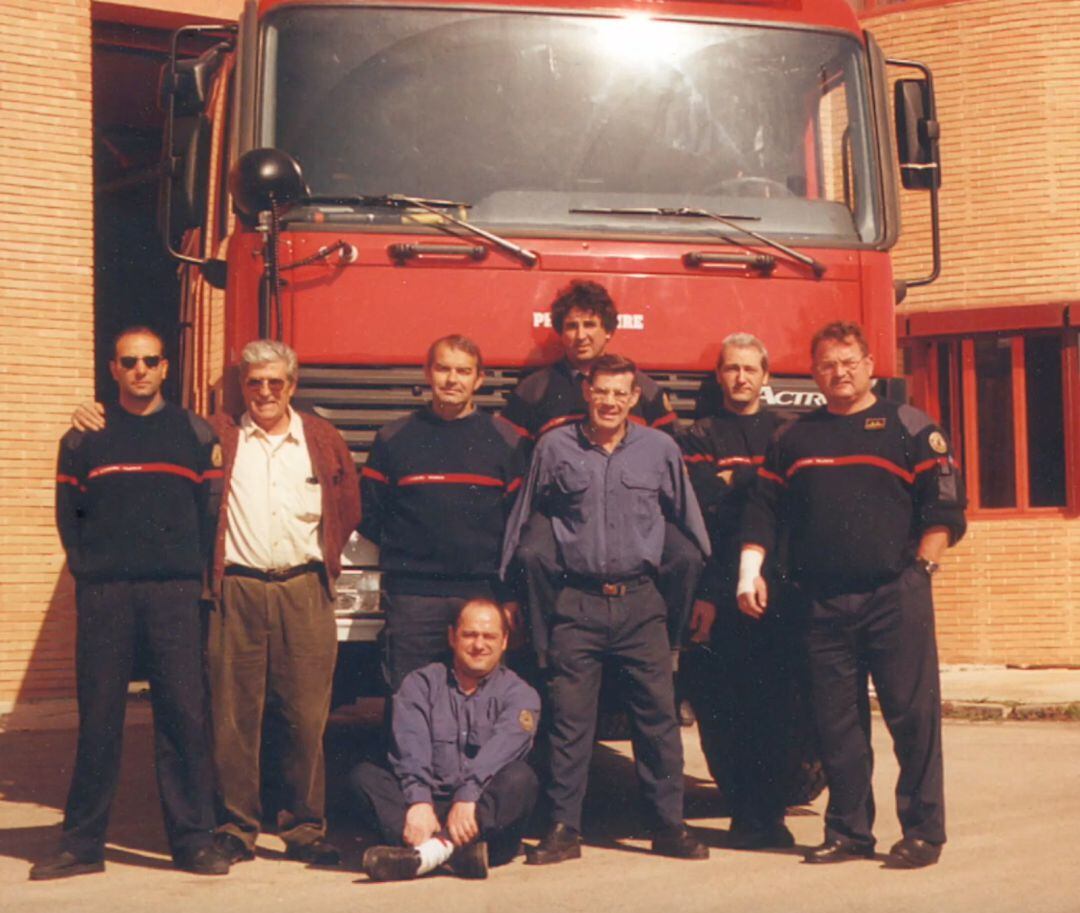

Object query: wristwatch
[915,556,941,576]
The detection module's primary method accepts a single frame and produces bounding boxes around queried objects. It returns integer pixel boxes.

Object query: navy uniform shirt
[742,398,967,597]
[502,359,678,441]
[501,421,710,581]
[390,662,541,805]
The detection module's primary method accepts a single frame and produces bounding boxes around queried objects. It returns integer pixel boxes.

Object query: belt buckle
[601,582,626,597]
[266,567,291,582]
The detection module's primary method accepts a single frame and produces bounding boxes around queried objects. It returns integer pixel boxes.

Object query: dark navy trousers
[350,759,538,866]
[805,563,945,848]
[62,579,216,858]
[545,580,684,831]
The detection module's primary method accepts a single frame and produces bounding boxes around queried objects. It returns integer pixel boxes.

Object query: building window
[910,327,1077,516]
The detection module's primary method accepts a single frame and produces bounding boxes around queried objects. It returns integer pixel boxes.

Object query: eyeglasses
[814,356,867,375]
[589,385,632,402]
[245,377,288,393]
[117,355,163,370]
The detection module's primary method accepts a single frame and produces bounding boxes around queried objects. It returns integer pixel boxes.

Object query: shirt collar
[448,662,502,696]
[574,418,637,453]
[240,407,305,445]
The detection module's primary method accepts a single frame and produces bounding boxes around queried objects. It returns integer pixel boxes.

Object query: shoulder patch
[897,403,934,437]
[928,431,949,454]
[519,709,536,733]
[211,443,224,467]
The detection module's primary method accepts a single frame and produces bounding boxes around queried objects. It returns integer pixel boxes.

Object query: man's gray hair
[240,339,299,380]
[718,332,769,374]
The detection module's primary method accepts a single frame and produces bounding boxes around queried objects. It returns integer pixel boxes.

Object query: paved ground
[3,710,1079,913]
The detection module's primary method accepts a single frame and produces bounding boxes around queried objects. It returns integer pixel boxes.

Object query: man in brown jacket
[207,339,360,866]
[71,339,360,867]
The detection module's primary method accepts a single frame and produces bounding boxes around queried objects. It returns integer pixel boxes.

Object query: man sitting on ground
[351,599,541,881]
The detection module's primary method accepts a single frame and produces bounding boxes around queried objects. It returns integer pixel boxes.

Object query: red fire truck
[160,0,941,708]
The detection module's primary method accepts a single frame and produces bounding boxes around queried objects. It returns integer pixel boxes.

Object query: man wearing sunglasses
[66,338,360,869]
[35,327,228,879]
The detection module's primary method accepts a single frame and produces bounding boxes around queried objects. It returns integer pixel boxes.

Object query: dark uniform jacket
[390,661,540,805]
[679,407,784,604]
[742,398,966,597]
[502,358,677,440]
[56,402,221,582]
[361,408,527,597]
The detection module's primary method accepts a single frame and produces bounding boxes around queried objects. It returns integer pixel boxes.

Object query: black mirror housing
[895,78,941,191]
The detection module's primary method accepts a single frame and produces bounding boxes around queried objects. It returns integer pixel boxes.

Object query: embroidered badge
[928,431,949,454]
[864,417,886,431]
[519,709,536,733]
[717,470,734,485]
[211,444,223,467]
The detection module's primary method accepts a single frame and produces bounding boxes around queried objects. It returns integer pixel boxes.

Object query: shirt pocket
[620,466,663,523]
[431,717,461,781]
[297,477,322,522]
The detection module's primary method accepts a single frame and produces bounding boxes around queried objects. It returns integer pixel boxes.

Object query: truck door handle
[683,251,776,274]
[388,243,488,263]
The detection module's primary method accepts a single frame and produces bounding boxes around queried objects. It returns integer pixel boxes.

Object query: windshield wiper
[302,193,538,267]
[571,206,826,278]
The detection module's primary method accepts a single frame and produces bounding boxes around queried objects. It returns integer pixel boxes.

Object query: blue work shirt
[501,421,710,581]
[390,661,541,805]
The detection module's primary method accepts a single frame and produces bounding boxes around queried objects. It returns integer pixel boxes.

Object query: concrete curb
[869,696,1080,723]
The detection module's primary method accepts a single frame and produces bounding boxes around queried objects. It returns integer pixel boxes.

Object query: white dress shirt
[224,408,324,570]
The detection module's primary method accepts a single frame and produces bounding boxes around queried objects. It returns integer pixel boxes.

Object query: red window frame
[901,305,1079,518]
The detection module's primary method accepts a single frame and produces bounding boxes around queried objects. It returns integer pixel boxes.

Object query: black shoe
[888,836,942,868]
[652,825,709,860]
[803,838,875,864]
[285,839,342,867]
[448,840,489,879]
[29,849,105,881]
[213,831,254,864]
[363,845,421,881]
[728,822,796,850]
[175,844,230,876]
[524,823,582,866]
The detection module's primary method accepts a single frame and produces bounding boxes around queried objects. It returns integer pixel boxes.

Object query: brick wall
[0,0,94,709]
[865,0,1080,664]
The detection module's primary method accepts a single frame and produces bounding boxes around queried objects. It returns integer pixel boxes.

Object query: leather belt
[564,574,653,597]
[224,561,324,583]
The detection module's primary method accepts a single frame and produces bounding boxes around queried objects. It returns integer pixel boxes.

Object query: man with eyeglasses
[739,321,967,869]
[361,335,528,693]
[34,327,228,879]
[502,280,702,724]
[69,338,361,868]
[501,353,711,865]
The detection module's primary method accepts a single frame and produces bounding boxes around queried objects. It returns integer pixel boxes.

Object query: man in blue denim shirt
[501,353,711,866]
[352,599,540,880]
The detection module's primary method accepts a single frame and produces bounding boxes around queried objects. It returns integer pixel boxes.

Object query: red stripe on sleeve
[506,477,523,494]
[538,414,582,436]
[56,474,86,491]
[496,417,533,440]
[362,466,389,484]
[86,463,201,484]
[682,454,715,465]
[757,467,786,486]
[651,412,678,428]
[786,454,915,485]
[913,456,949,475]
[398,473,505,488]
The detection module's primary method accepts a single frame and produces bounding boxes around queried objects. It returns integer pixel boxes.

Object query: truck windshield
[262,7,882,244]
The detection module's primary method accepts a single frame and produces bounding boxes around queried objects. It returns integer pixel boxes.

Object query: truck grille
[293,364,709,464]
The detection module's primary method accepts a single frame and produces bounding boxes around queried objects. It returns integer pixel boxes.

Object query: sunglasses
[118,355,163,369]
[245,377,288,393]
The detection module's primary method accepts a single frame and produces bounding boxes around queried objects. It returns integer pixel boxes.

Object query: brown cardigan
[209,410,361,597]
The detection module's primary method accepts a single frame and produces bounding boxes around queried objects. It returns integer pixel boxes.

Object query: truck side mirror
[895,78,941,191]
[159,113,212,244]
[158,43,226,116]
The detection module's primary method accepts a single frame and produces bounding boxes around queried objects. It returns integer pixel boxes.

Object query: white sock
[416,836,454,875]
